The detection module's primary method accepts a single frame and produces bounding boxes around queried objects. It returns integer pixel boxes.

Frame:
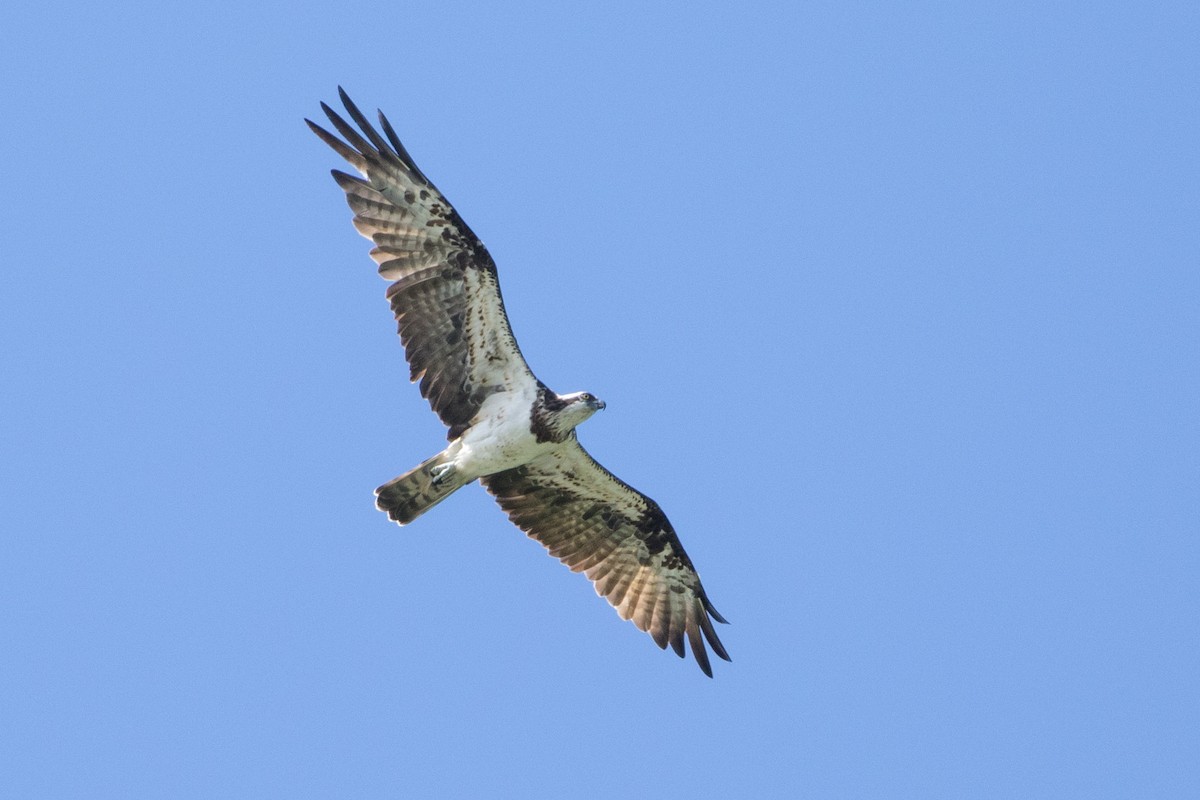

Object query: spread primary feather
[307,89,730,676]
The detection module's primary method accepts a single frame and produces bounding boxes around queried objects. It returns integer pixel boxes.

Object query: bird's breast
[452,388,547,478]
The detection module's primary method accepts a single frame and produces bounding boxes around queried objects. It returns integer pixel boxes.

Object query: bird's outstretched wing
[307,89,537,439]
[482,442,731,676]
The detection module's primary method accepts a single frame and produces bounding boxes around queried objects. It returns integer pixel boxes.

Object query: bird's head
[533,389,606,442]
[556,391,606,429]
[559,393,604,419]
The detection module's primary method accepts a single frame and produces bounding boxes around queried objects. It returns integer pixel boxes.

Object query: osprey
[307,90,731,676]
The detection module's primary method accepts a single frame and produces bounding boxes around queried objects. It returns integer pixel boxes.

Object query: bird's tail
[375,451,468,525]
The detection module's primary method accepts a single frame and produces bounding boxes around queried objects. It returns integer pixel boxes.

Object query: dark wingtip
[305,117,331,140]
[704,596,730,625]
[696,650,714,678]
[376,108,430,183]
[335,87,395,156]
[700,611,732,663]
[688,619,713,677]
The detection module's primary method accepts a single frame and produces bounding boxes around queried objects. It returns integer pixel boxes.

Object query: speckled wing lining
[307,89,536,439]
[483,442,731,676]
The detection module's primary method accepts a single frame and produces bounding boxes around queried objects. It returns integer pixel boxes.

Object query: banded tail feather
[375,452,467,525]
[312,89,732,676]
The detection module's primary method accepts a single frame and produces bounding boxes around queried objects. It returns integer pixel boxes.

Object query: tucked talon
[311,90,730,677]
[429,462,456,486]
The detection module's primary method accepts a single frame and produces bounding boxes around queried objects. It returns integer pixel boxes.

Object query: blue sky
[2,1,1197,796]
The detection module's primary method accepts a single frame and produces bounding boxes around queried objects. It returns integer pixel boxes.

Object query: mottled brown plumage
[308,89,730,676]
[483,447,729,675]
[308,91,530,440]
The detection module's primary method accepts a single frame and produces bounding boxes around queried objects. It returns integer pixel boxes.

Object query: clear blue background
[2,1,1197,796]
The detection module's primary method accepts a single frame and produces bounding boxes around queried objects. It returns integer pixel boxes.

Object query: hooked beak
[591,398,607,411]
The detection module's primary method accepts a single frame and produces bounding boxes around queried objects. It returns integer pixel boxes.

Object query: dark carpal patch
[311,89,730,676]
[633,503,679,558]
[480,447,731,677]
[309,91,518,446]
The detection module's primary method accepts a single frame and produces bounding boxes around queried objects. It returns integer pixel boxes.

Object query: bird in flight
[307,89,730,676]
